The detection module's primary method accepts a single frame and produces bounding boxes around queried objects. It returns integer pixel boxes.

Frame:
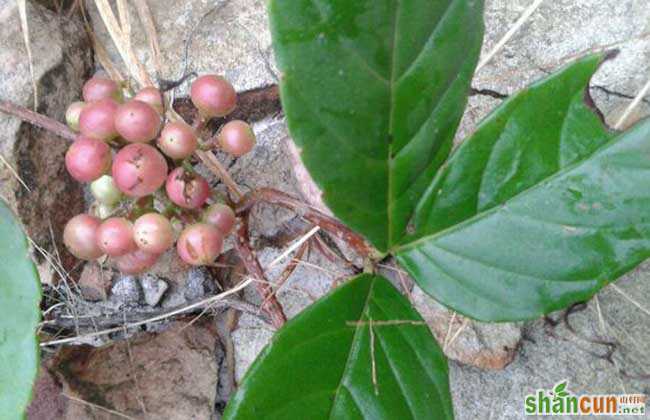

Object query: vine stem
[236,188,375,259]
[0,100,75,141]
[235,211,287,328]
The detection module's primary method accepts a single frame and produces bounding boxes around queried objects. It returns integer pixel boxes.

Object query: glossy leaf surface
[223,274,452,419]
[0,201,41,419]
[270,0,485,252]
[396,55,650,321]
[405,53,614,241]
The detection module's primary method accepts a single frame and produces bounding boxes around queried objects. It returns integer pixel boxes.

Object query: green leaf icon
[553,381,569,398]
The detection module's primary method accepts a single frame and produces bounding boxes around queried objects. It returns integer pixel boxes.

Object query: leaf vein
[395,0,457,83]
[328,278,377,419]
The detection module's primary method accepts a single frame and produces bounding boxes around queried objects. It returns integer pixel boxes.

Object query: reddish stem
[0,100,76,141]
[236,188,374,259]
[235,212,287,328]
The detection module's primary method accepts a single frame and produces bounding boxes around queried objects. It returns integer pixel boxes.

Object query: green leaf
[395,54,650,322]
[554,381,567,395]
[0,201,41,419]
[403,54,614,241]
[270,0,485,252]
[223,274,453,420]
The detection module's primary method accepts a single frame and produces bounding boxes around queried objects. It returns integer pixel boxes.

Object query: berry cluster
[63,74,256,274]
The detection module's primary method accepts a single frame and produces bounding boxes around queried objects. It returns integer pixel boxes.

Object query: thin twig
[476,0,544,71]
[0,100,75,140]
[47,296,264,330]
[122,328,147,415]
[234,212,287,328]
[614,78,650,129]
[133,0,163,80]
[267,225,319,268]
[294,259,347,278]
[369,318,378,396]
[17,0,38,110]
[396,267,412,303]
[176,0,232,101]
[94,0,152,87]
[80,5,125,83]
[40,278,254,346]
[195,150,243,200]
[443,312,458,350]
[610,284,650,317]
[0,153,31,192]
[312,234,355,268]
[63,394,137,420]
[593,295,608,335]
[237,188,374,259]
[445,318,470,351]
[261,240,310,309]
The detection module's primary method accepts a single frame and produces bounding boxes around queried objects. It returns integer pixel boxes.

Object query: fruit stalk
[235,211,287,329]
[236,188,375,259]
[0,99,75,141]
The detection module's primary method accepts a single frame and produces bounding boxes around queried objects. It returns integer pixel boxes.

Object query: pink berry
[165,167,210,209]
[134,87,164,114]
[203,203,236,235]
[65,136,112,182]
[217,120,256,157]
[133,213,174,254]
[115,249,160,274]
[190,75,237,118]
[63,214,103,260]
[79,98,119,140]
[114,100,162,143]
[176,223,223,266]
[157,121,198,159]
[96,217,137,257]
[112,143,168,197]
[82,75,121,102]
[65,101,85,131]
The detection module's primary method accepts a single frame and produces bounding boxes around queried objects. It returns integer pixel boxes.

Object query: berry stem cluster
[0,79,372,328]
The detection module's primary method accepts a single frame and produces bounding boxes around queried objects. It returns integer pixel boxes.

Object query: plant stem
[195,149,243,200]
[235,211,287,328]
[236,188,375,259]
[0,99,75,141]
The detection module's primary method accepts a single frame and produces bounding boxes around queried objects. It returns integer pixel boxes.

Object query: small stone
[184,267,215,301]
[77,263,111,301]
[411,285,522,370]
[140,275,169,307]
[110,275,142,305]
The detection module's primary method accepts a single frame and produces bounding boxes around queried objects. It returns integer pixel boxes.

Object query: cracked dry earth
[0,0,648,419]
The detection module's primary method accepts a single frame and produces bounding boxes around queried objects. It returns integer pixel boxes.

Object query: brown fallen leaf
[49,320,220,419]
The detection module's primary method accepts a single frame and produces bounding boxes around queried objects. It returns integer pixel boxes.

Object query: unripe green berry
[90,175,122,206]
[96,203,114,220]
[65,101,85,131]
